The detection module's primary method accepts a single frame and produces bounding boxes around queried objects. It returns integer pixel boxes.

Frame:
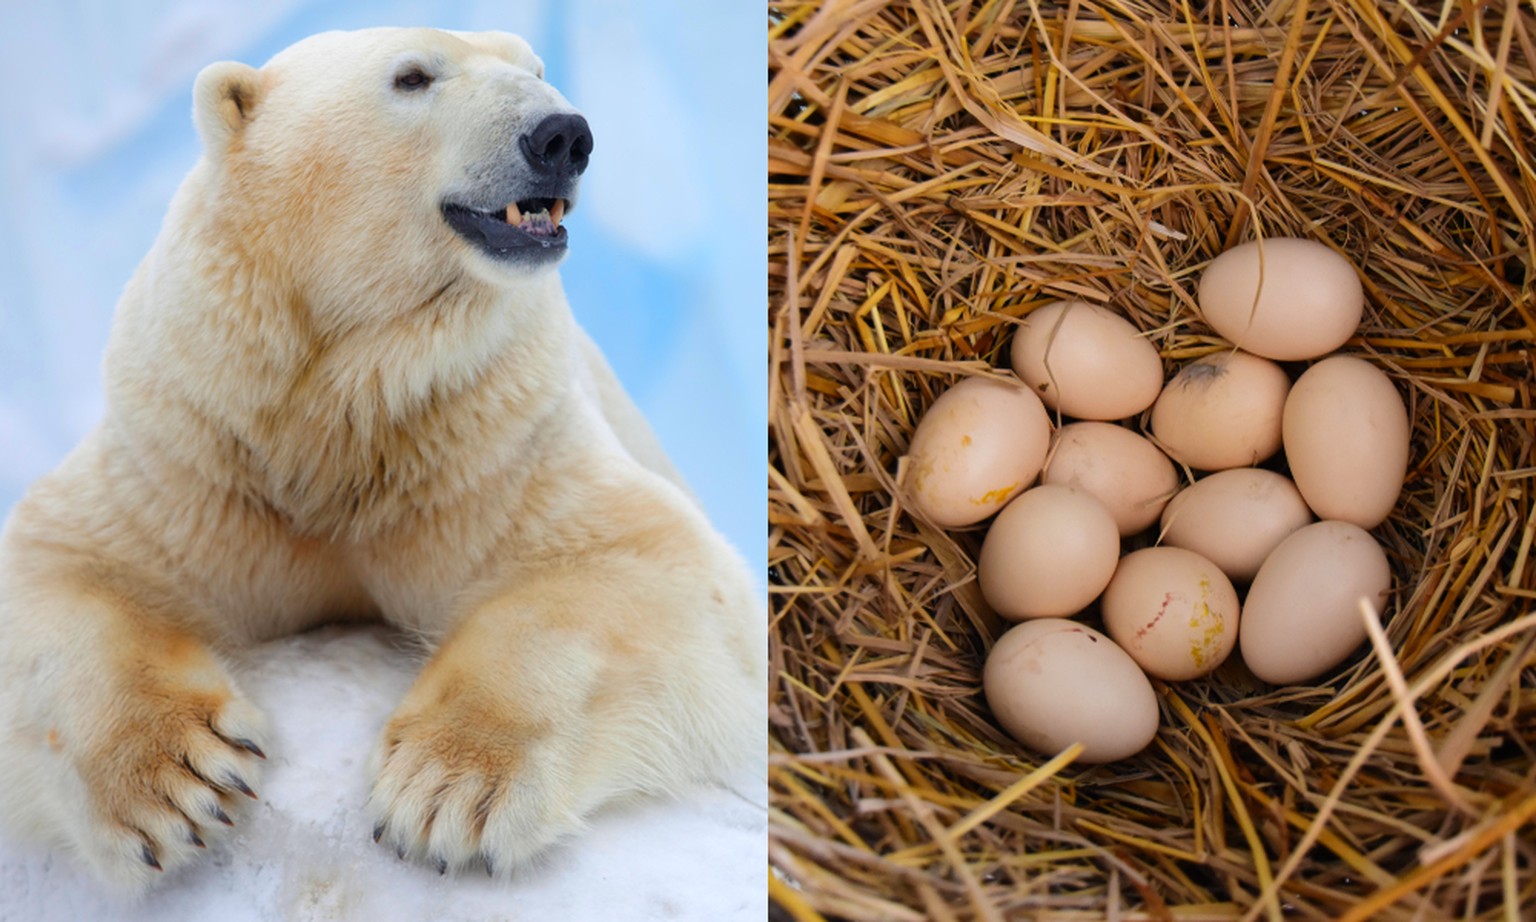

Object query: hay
[768,1,1536,918]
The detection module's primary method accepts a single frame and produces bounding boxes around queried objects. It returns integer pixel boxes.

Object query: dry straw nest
[768,0,1536,918]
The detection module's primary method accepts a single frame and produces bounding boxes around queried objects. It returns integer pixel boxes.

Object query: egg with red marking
[1101,547,1240,681]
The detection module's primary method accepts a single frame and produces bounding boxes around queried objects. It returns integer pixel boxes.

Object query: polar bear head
[189,28,591,305]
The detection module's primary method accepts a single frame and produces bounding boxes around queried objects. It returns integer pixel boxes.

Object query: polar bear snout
[440,109,590,268]
[520,113,592,180]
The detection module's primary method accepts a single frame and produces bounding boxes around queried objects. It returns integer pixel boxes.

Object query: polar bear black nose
[521,113,593,178]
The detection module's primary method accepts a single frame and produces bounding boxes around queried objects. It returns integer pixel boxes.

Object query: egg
[978,485,1120,620]
[1239,521,1392,684]
[1101,547,1240,681]
[1010,300,1163,420]
[1159,469,1313,581]
[1282,356,1409,529]
[1198,238,1364,360]
[1042,422,1179,535]
[983,619,1160,763]
[1149,350,1290,471]
[904,376,1052,527]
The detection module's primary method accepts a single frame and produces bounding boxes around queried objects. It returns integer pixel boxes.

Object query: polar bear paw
[63,689,269,891]
[366,690,591,877]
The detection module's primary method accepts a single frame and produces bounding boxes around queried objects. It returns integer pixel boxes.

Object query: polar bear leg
[366,515,758,875]
[0,566,269,893]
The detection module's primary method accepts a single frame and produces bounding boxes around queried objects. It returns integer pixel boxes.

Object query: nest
[768,1,1536,919]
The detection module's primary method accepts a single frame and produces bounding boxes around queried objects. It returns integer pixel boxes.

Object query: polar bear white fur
[0,27,761,892]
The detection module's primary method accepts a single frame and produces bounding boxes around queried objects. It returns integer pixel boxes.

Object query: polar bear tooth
[505,202,523,226]
[550,199,565,227]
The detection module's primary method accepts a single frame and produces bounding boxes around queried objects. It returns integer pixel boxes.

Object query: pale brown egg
[1159,469,1314,581]
[1101,547,1240,681]
[903,376,1052,528]
[1010,300,1163,420]
[1198,238,1364,360]
[978,485,1120,620]
[1149,350,1290,471]
[983,619,1160,763]
[1239,521,1391,685]
[1282,356,1409,529]
[1042,422,1179,535]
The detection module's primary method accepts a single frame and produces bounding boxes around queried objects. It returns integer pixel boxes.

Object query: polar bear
[0,28,761,892]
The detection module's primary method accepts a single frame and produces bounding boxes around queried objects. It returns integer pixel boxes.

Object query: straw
[770,0,1536,918]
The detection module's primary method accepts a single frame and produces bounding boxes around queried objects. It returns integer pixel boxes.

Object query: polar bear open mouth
[441,197,571,260]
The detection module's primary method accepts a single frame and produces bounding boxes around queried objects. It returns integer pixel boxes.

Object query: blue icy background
[0,3,765,920]
[0,0,763,568]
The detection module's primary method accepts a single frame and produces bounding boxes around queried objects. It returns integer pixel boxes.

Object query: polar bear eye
[394,67,433,92]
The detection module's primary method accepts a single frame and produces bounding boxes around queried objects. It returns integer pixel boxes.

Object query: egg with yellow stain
[1101,547,1240,681]
[903,376,1052,528]
[978,485,1120,620]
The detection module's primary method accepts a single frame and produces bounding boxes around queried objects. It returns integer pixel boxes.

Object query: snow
[0,627,766,921]
[0,2,765,918]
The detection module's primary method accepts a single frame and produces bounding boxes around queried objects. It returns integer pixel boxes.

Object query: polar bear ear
[193,61,265,157]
